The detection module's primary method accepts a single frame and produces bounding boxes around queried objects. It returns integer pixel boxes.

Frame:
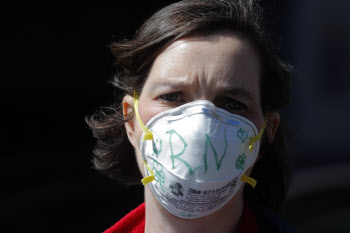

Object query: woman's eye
[223,98,247,112]
[159,92,182,102]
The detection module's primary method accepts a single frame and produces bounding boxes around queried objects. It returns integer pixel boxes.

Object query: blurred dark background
[1,1,350,232]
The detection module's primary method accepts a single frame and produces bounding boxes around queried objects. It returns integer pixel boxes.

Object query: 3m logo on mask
[169,182,183,197]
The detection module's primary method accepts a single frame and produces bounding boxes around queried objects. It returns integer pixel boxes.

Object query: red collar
[103,203,145,233]
[237,200,260,233]
[104,201,259,233]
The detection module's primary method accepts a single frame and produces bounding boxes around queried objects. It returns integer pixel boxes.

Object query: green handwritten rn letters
[151,128,248,176]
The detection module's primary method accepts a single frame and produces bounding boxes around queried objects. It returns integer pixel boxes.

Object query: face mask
[133,91,267,219]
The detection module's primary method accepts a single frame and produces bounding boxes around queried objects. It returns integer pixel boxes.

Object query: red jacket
[103,202,259,233]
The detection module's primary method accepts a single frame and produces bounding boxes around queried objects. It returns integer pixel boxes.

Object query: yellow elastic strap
[248,114,268,153]
[141,160,155,185]
[133,91,154,185]
[241,175,257,188]
[133,91,153,141]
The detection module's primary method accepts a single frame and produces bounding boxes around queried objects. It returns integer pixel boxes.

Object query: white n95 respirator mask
[133,91,267,219]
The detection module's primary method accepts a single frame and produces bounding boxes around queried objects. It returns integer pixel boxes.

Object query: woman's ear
[267,111,280,143]
[122,95,138,148]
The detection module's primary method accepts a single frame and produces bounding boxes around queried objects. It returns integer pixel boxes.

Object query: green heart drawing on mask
[236,128,248,144]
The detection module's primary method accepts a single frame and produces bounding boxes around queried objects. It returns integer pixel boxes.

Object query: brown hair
[86,0,292,212]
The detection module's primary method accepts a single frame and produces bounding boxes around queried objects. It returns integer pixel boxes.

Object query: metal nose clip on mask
[133,91,267,219]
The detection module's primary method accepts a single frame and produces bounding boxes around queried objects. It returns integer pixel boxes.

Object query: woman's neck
[144,186,245,233]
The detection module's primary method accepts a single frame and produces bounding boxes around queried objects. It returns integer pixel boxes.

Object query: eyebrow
[149,80,257,102]
[149,81,186,93]
[220,86,256,102]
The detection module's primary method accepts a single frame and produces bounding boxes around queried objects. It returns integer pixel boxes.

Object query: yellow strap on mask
[141,160,155,185]
[242,114,269,188]
[248,114,268,153]
[133,91,153,141]
[133,91,155,185]
[241,174,257,188]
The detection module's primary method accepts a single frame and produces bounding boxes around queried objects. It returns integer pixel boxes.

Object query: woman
[87,0,297,232]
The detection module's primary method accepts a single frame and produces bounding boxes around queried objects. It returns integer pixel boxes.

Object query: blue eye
[159,92,181,102]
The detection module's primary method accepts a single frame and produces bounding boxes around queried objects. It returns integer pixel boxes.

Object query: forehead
[145,32,261,96]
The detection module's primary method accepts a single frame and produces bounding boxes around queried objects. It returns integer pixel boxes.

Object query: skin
[123,31,280,233]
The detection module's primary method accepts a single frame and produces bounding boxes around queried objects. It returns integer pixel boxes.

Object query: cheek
[134,99,166,148]
[247,108,264,134]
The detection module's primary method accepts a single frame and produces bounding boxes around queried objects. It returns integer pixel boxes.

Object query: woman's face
[124,32,264,173]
